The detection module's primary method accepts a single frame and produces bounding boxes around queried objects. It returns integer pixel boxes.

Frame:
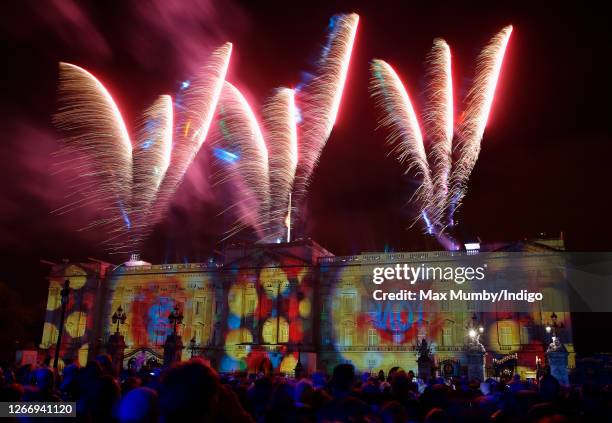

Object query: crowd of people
[0,355,610,422]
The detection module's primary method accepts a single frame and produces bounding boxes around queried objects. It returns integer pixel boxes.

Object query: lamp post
[544,312,565,351]
[53,279,71,369]
[467,313,485,345]
[466,312,486,381]
[545,313,563,340]
[544,312,569,384]
[112,306,127,334]
[163,304,185,367]
[107,306,128,375]
[168,305,184,336]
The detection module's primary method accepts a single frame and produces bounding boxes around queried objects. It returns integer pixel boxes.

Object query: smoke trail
[448,26,512,223]
[263,88,298,242]
[424,39,453,229]
[370,59,433,232]
[293,13,359,211]
[53,62,133,244]
[210,81,270,239]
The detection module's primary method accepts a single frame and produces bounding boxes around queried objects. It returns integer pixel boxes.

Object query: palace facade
[40,237,573,379]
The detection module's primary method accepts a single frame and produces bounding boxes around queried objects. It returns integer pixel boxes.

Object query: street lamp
[545,312,564,344]
[53,279,71,369]
[112,306,127,334]
[466,313,485,352]
[168,305,184,336]
[468,313,484,336]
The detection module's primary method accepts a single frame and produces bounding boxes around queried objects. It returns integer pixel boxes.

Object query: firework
[54,62,133,243]
[148,43,232,235]
[54,43,232,252]
[370,26,512,242]
[424,39,453,228]
[211,81,270,238]
[263,88,298,241]
[293,13,359,208]
[370,59,434,232]
[449,26,512,222]
[130,95,173,243]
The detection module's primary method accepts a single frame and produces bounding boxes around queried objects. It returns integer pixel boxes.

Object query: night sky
[0,1,611,357]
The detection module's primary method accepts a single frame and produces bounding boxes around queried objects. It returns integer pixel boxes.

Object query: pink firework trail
[212,81,270,239]
[54,62,134,248]
[54,43,232,252]
[424,39,453,229]
[131,95,173,247]
[147,43,232,241]
[449,25,513,223]
[293,13,359,211]
[370,59,434,233]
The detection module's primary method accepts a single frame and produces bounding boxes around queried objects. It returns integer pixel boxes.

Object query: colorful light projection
[220,258,312,373]
[108,272,203,349]
[320,263,448,372]
[41,265,97,366]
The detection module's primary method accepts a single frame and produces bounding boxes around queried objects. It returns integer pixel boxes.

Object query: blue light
[227,313,241,330]
[213,148,239,163]
[181,80,190,90]
[295,106,303,124]
[141,139,153,150]
[119,202,131,230]
[422,211,434,235]
[328,15,339,30]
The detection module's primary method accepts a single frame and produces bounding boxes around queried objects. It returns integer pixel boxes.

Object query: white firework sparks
[370,59,434,231]
[449,26,512,222]
[54,62,133,246]
[293,13,359,209]
[263,88,298,241]
[211,81,270,238]
[424,39,453,229]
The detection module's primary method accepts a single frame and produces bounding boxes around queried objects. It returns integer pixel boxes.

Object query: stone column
[163,334,184,367]
[467,351,486,382]
[546,350,569,385]
[417,355,434,381]
[546,335,569,385]
[105,333,126,375]
[417,339,434,381]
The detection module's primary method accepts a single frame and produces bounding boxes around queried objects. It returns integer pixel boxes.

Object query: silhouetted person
[118,387,158,423]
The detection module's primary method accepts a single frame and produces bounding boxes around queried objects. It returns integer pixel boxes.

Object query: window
[343,295,354,314]
[368,328,378,346]
[279,321,288,343]
[500,326,513,345]
[520,325,532,344]
[443,327,453,346]
[344,326,353,346]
